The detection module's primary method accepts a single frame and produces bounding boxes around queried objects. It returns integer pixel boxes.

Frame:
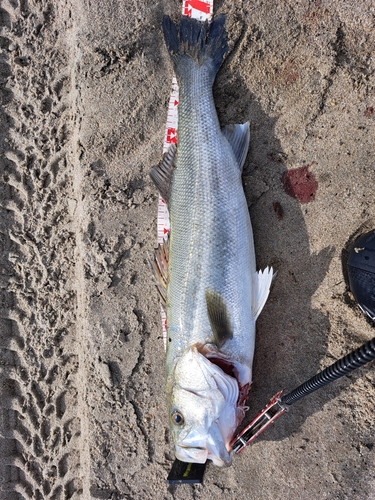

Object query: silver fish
[150,15,273,467]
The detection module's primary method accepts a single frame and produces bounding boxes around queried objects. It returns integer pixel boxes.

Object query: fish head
[167,346,240,467]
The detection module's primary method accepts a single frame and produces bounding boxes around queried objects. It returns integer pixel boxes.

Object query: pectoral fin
[149,144,176,203]
[222,122,250,171]
[252,267,274,320]
[205,290,233,347]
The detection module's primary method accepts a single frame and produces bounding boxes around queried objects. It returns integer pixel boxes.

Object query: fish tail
[162,14,229,81]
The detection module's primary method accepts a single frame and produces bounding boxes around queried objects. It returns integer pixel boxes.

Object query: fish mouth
[175,439,232,467]
[175,442,209,464]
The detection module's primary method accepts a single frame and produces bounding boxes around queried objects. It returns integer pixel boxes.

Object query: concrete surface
[0,0,374,498]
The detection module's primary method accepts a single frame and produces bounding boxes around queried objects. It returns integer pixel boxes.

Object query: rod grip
[281,337,375,405]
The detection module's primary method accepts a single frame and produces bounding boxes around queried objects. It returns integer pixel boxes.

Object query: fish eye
[171,411,184,426]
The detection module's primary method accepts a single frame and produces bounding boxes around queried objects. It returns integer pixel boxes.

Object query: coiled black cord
[281,337,375,405]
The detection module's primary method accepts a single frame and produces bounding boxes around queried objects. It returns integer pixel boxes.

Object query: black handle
[281,337,375,405]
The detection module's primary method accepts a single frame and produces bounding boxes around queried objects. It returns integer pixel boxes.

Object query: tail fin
[162,15,229,80]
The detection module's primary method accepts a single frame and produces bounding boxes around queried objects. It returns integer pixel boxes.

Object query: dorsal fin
[149,237,169,309]
[222,122,250,171]
[149,144,176,203]
[205,290,233,347]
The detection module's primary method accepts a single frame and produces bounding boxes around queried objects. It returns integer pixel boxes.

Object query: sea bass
[150,14,273,467]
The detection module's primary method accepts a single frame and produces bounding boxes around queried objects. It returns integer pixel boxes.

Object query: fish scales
[167,66,257,371]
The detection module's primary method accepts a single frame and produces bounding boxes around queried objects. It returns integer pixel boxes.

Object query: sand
[0,0,374,498]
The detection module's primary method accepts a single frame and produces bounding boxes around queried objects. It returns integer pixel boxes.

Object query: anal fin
[252,266,274,320]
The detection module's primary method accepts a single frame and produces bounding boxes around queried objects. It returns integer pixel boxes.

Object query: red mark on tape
[164,228,169,234]
[184,0,211,16]
[166,127,177,144]
[282,165,318,203]
[174,100,179,106]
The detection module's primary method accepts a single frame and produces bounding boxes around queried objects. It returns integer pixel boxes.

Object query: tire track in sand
[0,1,87,497]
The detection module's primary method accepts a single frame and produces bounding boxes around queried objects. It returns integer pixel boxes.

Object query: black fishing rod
[281,337,375,405]
[168,230,375,484]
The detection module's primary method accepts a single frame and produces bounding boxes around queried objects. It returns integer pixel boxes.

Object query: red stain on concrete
[272,201,284,220]
[285,71,299,84]
[282,165,318,203]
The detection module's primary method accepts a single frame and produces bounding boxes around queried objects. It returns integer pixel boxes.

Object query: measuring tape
[158,0,213,346]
